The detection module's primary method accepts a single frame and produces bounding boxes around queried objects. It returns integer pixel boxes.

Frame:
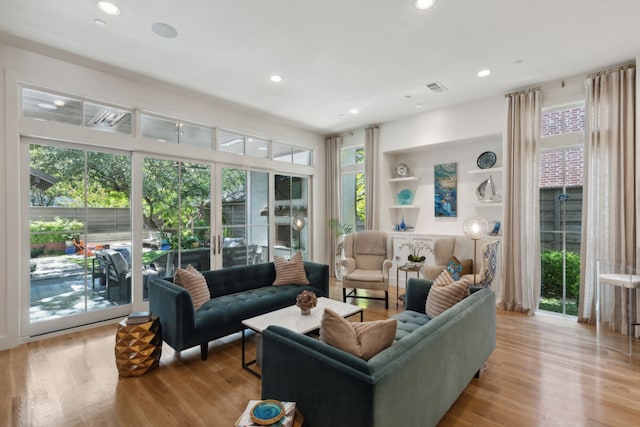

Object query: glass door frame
[22,137,134,337]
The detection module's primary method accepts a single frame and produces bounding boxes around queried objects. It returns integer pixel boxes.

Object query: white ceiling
[1,0,639,135]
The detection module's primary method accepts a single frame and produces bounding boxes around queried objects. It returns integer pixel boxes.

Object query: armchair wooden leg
[343,287,346,302]
[385,291,389,309]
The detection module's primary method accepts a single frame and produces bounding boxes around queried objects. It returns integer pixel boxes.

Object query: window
[539,104,585,316]
[341,145,365,231]
[141,114,212,148]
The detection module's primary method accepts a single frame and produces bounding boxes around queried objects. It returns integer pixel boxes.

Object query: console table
[597,271,640,356]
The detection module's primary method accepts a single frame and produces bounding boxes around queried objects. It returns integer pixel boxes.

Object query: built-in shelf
[391,205,419,209]
[474,202,502,207]
[388,176,419,182]
[468,167,503,175]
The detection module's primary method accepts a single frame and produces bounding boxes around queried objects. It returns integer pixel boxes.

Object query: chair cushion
[426,279,469,318]
[320,308,397,361]
[344,269,384,282]
[174,265,211,311]
[273,252,310,286]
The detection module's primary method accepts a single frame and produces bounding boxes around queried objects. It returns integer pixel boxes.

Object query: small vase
[300,307,311,315]
[399,215,407,231]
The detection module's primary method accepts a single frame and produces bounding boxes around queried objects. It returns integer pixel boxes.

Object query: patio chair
[97,249,158,303]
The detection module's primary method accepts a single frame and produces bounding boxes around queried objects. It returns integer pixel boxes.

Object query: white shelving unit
[468,167,503,175]
[388,176,419,183]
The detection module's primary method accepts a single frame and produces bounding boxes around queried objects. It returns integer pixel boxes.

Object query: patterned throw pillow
[446,256,473,280]
[272,252,310,286]
[426,280,469,318]
[320,308,397,361]
[174,265,210,311]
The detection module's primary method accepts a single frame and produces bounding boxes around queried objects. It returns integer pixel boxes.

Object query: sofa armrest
[303,261,330,296]
[262,325,375,427]
[148,277,196,351]
[404,278,434,314]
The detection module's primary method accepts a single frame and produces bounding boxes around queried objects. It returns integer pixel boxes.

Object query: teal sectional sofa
[149,261,329,360]
[261,278,496,427]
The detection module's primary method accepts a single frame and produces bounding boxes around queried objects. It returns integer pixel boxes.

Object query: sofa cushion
[426,279,469,318]
[273,252,310,286]
[434,269,471,297]
[174,265,210,311]
[320,308,397,361]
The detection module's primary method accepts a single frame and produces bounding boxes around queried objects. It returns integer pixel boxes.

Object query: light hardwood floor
[2,281,639,426]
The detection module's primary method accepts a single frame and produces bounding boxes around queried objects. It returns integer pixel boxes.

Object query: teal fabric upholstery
[149,261,329,360]
[261,277,496,427]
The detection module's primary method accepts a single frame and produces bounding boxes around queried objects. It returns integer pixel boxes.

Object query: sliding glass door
[28,141,132,334]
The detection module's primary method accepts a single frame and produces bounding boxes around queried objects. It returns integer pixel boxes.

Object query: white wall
[378,96,505,234]
[0,40,326,350]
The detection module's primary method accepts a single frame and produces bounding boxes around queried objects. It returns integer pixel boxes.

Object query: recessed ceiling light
[152,22,178,39]
[414,0,437,10]
[349,108,359,114]
[37,103,57,110]
[53,100,66,107]
[270,75,283,83]
[416,103,424,108]
[513,59,524,65]
[96,1,120,16]
[94,19,106,26]
[478,69,491,77]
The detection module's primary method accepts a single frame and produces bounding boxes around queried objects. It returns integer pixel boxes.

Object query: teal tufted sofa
[261,278,496,427]
[149,261,329,360]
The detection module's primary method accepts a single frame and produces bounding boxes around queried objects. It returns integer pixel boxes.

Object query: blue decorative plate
[250,400,285,425]
[476,151,497,169]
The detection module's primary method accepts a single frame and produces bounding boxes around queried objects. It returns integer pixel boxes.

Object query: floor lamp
[462,216,489,285]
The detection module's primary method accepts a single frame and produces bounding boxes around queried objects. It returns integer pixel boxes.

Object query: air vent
[425,81,447,93]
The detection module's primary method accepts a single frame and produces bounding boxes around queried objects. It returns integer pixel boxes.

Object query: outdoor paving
[30,255,118,321]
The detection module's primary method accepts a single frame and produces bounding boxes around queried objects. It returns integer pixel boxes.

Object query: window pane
[341,172,365,231]
[178,123,212,148]
[293,147,312,165]
[219,131,245,155]
[22,88,82,126]
[141,115,179,143]
[246,137,269,159]
[273,143,292,162]
[342,147,364,166]
[84,102,132,134]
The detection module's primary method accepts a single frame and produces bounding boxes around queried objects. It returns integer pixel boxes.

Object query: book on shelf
[235,400,296,427]
[126,311,152,324]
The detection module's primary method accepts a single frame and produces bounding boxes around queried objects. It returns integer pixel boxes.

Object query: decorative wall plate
[250,400,285,425]
[396,163,409,177]
[476,151,497,169]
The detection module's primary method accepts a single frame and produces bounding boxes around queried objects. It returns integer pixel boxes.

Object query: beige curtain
[498,88,542,315]
[579,65,636,331]
[325,136,342,278]
[365,126,379,230]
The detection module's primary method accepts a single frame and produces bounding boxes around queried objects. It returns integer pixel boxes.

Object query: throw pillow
[425,279,469,318]
[446,256,473,280]
[320,308,397,361]
[174,265,210,311]
[434,269,471,297]
[272,252,310,286]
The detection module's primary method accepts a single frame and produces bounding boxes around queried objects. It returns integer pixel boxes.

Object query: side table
[115,316,162,377]
[397,264,422,306]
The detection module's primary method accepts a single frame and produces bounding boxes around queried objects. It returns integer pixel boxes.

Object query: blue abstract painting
[434,163,457,217]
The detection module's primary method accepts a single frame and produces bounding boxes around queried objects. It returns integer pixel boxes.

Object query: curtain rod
[504,87,541,98]
[588,63,636,78]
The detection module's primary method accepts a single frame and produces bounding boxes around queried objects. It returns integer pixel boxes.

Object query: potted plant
[400,240,433,265]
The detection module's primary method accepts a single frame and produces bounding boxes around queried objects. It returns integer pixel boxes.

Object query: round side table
[397,264,422,306]
[115,315,162,377]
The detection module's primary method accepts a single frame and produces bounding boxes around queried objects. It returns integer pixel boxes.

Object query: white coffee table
[241,297,363,377]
